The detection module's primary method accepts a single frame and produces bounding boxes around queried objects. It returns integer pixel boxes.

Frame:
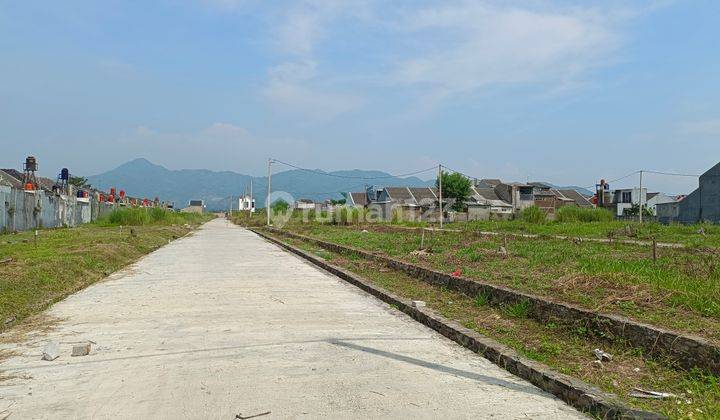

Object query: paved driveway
[0,219,584,419]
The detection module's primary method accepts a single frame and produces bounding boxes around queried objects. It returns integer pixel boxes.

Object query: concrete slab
[0,219,585,419]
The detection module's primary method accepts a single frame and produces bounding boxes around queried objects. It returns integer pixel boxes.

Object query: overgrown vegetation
[519,205,547,224]
[556,206,614,223]
[97,207,211,226]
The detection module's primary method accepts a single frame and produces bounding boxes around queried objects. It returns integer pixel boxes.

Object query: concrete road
[0,219,584,419]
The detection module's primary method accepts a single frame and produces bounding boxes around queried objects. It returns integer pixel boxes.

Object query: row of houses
[339,181,594,222]
[288,161,719,224]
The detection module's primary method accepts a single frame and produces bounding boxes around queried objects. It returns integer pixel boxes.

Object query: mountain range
[87,158,434,211]
[87,158,594,211]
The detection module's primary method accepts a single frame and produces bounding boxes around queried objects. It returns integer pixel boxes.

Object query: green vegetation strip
[253,229,667,419]
[266,227,720,379]
[0,209,213,332]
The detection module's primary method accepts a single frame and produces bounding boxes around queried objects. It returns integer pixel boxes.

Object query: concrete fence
[0,186,116,233]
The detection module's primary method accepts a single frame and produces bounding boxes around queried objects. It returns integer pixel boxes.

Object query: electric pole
[267,159,272,226]
[639,170,644,224]
[438,164,443,229]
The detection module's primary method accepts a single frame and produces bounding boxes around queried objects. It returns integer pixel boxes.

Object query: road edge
[250,227,663,420]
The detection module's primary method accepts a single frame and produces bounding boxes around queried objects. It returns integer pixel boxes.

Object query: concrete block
[71,343,91,357]
[411,300,426,308]
[42,341,59,361]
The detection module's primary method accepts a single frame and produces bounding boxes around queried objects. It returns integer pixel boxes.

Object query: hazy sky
[1,0,719,193]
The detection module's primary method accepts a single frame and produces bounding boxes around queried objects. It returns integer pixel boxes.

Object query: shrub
[100,207,208,226]
[556,206,613,223]
[519,206,547,224]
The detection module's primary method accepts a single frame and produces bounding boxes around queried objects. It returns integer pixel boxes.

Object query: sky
[1,0,719,194]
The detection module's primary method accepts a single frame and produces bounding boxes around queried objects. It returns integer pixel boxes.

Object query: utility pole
[250,179,253,214]
[438,164,443,229]
[267,159,272,226]
[639,170,644,224]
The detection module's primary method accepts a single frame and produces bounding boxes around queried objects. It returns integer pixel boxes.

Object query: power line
[271,159,437,180]
[642,170,700,177]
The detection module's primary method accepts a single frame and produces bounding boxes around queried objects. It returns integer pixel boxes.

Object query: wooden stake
[652,237,657,262]
[420,229,425,250]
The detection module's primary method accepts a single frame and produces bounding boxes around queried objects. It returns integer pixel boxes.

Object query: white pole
[250,179,253,213]
[639,170,644,224]
[267,159,272,226]
[438,164,443,229]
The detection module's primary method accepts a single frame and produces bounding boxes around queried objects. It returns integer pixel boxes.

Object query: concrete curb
[261,227,720,377]
[252,228,663,420]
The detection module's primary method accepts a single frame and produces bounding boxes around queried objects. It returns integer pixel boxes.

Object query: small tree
[270,199,290,213]
[69,176,91,189]
[436,171,472,212]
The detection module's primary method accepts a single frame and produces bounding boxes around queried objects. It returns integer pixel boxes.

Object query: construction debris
[629,388,677,400]
[42,341,60,361]
[71,342,91,357]
[593,348,613,362]
[0,257,12,265]
[498,246,508,258]
[411,300,426,308]
[4,316,15,325]
[409,249,430,257]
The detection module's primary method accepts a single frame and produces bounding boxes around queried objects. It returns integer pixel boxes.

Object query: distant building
[238,195,255,212]
[181,199,205,214]
[294,199,315,210]
[677,162,720,223]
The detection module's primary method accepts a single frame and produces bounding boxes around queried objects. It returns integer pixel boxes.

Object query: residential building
[238,195,256,212]
[677,162,720,223]
[467,185,513,220]
[294,199,315,210]
[645,192,677,215]
[181,199,205,214]
[608,188,647,216]
[493,182,535,213]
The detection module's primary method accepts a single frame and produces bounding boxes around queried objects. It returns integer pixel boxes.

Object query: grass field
[0,210,213,332]
[273,232,720,419]
[461,219,720,248]
[273,221,720,345]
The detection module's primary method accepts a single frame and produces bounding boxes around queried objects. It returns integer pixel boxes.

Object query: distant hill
[87,158,433,211]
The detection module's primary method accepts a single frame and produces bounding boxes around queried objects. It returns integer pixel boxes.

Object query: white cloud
[393,3,619,99]
[274,0,373,55]
[262,60,364,120]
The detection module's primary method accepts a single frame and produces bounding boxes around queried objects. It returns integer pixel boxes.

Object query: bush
[556,206,613,223]
[519,206,547,224]
[99,207,209,226]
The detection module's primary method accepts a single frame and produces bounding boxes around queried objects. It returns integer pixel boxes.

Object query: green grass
[556,206,615,223]
[519,205,547,224]
[97,207,212,226]
[504,299,532,318]
[463,219,720,248]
